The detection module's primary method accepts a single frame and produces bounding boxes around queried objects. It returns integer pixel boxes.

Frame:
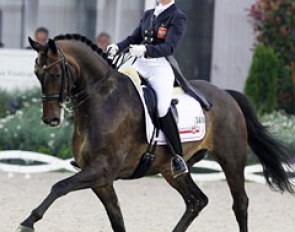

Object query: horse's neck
[74,56,109,89]
[73,71,143,130]
[61,41,108,89]
[61,42,143,131]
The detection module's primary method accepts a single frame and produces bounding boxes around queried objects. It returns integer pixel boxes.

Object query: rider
[107,0,206,178]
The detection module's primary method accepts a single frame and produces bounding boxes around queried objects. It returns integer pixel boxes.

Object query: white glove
[106,43,118,59]
[129,45,146,58]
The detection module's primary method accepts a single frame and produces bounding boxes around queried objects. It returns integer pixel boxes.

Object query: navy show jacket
[117,4,188,58]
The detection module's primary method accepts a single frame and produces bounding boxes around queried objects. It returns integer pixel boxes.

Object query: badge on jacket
[157,25,168,39]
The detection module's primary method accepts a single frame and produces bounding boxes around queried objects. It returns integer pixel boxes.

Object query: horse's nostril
[42,117,60,127]
[53,117,60,123]
[42,117,50,124]
[51,118,60,126]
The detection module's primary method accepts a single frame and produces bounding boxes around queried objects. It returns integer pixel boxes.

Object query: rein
[35,47,114,112]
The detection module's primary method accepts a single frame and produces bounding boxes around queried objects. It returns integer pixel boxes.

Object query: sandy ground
[0,172,294,232]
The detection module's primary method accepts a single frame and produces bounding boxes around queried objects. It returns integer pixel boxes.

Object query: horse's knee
[51,181,68,197]
[198,193,209,211]
[187,193,208,215]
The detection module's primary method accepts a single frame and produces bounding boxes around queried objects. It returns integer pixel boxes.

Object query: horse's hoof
[15,225,34,232]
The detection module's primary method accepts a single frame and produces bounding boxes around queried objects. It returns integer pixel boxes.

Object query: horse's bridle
[35,48,72,107]
[35,47,114,112]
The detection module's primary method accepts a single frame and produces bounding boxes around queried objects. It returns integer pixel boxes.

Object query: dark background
[175,0,215,81]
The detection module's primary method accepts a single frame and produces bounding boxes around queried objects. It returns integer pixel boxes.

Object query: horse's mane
[53,33,114,67]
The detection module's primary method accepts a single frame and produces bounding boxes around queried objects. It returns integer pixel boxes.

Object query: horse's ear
[28,37,43,52]
[48,39,58,54]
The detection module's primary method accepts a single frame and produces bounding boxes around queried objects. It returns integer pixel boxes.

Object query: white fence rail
[0,150,294,184]
[0,150,76,174]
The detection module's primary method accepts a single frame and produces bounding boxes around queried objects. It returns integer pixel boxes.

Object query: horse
[17,34,294,232]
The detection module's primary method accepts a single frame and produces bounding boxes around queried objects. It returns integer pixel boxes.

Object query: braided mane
[54,33,113,66]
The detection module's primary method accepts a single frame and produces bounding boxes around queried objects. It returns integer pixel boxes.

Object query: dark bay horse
[17,34,294,232]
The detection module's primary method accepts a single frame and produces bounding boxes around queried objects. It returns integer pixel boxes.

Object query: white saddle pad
[119,66,206,145]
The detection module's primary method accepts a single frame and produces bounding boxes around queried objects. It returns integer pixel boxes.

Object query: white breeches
[133,57,174,117]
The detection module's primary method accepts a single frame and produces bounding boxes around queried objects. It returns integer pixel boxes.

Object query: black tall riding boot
[159,108,188,178]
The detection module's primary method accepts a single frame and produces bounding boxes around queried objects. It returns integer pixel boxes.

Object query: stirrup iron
[171,155,188,178]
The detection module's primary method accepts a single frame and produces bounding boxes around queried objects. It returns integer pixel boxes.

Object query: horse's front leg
[92,184,126,232]
[16,164,110,232]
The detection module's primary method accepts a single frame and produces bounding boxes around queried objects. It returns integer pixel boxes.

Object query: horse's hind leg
[223,160,249,232]
[92,185,125,232]
[214,148,249,232]
[162,171,208,232]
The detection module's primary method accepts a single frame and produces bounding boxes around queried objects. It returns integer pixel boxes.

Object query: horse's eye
[34,66,41,75]
[52,73,61,80]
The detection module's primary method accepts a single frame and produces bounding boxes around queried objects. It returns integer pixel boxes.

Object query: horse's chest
[72,130,93,166]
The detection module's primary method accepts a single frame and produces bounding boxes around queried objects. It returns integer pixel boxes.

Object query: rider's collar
[154,0,175,17]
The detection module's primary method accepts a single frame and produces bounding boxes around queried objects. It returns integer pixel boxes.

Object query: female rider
[108,0,192,178]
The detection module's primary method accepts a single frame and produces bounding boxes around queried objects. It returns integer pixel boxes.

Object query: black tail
[226,90,294,194]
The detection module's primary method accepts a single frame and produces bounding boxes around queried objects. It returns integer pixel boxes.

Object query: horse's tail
[226,89,294,194]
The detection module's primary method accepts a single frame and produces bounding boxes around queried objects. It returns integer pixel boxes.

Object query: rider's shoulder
[143,9,154,17]
[174,5,187,18]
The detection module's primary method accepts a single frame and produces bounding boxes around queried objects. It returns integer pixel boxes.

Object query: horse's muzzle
[42,117,60,127]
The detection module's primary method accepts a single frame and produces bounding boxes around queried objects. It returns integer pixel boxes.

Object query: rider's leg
[159,108,189,178]
[133,57,188,178]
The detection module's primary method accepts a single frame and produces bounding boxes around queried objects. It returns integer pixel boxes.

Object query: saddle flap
[143,86,159,128]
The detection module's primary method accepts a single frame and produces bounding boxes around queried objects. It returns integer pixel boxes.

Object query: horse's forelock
[39,44,49,66]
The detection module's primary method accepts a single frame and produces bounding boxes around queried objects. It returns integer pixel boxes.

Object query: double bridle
[34,47,113,112]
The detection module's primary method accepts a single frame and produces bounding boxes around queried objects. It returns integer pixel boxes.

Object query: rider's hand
[129,45,146,58]
[106,43,119,59]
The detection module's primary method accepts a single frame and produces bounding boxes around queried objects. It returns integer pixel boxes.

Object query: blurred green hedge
[0,88,73,159]
[244,44,279,114]
[249,0,295,113]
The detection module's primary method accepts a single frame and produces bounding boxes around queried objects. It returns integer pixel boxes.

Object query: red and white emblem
[157,26,168,39]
